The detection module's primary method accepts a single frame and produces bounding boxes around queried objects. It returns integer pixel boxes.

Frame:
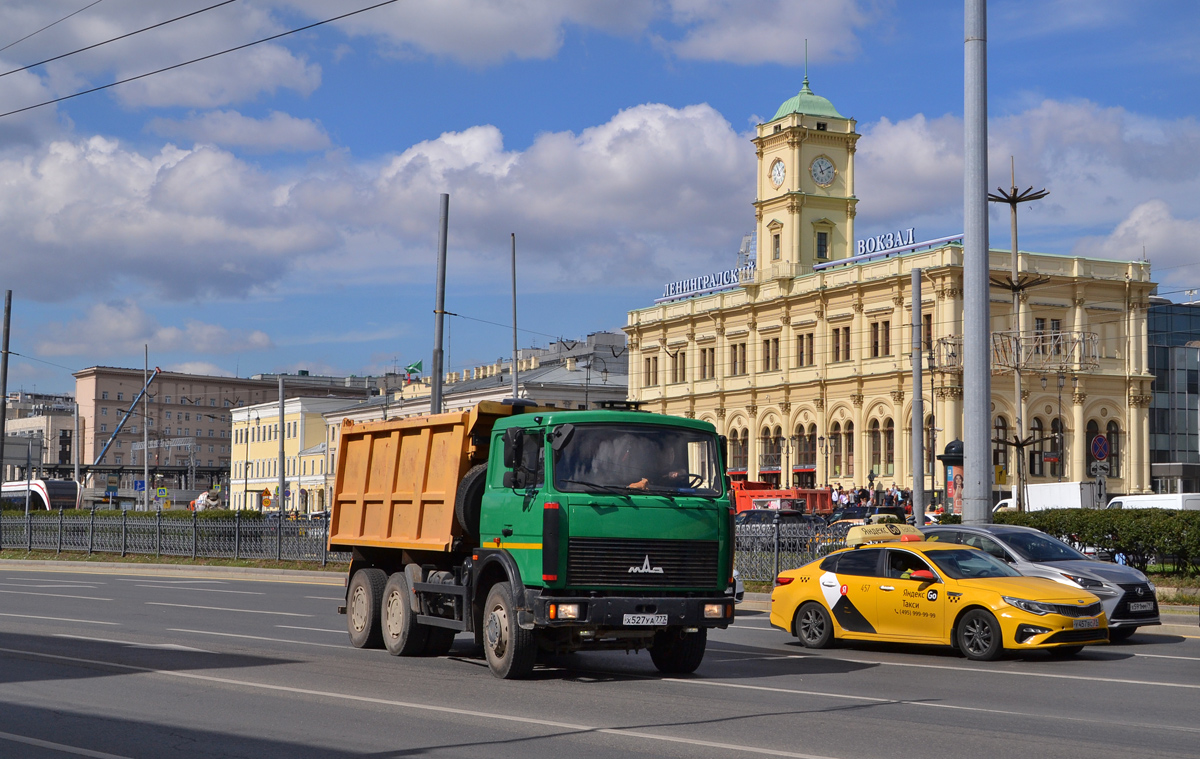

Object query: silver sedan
[921,523,1159,642]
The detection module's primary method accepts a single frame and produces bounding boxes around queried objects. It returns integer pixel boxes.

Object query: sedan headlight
[1147,581,1156,592]
[1002,596,1060,616]
[1060,572,1105,590]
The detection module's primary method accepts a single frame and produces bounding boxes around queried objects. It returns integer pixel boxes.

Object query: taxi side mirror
[910,570,936,583]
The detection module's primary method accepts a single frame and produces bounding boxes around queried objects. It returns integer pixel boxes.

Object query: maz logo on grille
[628,555,664,574]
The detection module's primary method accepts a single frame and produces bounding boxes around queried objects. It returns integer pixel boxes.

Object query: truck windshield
[553,423,722,497]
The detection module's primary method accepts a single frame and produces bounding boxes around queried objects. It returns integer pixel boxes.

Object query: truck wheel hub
[486,605,508,656]
[385,592,403,636]
[350,587,368,632]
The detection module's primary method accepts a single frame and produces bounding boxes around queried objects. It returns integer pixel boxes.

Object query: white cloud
[1073,200,1200,284]
[166,361,235,377]
[37,300,273,356]
[663,0,876,65]
[147,110,331,153]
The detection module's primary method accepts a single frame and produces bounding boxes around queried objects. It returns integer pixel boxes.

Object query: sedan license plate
[1073,618,1100,630]
[623,613,668,626]
[1128,601,1156,612]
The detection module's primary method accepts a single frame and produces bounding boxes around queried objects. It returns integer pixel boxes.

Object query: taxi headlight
[1001,596,1059,616]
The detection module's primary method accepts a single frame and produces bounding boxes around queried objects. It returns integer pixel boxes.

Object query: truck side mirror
[550,423,574,452]
[719,435,728,468]
[502,428,522,469]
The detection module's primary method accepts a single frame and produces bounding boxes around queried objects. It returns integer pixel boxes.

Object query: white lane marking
[117,579,224,584]
[1131,652,1200,662]
[0,612,119,626]
[305,596,344,601]
[0,645,842,759]
[0,589,111,600]
[4,567,342,587]
[656,676,1200,735]
[7,577,107,584]
[170,629,348,649]
[726,625,777,632]
[0,729,132,759]
[705,644,1200,690]
[145,602,310,617]
[52,634,208,652]
[134,585,264,595]
[276,625,345,634]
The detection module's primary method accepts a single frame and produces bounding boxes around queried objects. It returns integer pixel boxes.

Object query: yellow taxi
[770,524,1108,660]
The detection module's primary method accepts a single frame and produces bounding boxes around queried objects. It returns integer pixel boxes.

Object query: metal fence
[0,511,351,565]
[735,522,850,582]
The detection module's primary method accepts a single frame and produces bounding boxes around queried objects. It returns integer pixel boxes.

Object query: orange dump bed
[329,401,514,553]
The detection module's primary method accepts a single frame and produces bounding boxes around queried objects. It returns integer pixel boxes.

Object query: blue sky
[1,0,1198,394]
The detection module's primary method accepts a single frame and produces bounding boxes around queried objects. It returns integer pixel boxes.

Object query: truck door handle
[880,585,895,591]
[501,528,513,537]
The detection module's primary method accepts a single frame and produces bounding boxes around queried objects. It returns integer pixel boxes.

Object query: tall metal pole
[0,291,11,485]
[911,269,925,522]
[431,194,449,415]
[24,440,32,515]
[73,402,80,487]
[143,345,149,511]
[278,376,285,515]
[511,233,519,400]
[962,0,992,525]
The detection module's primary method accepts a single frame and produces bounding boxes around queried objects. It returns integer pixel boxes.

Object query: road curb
[0,558,344,584]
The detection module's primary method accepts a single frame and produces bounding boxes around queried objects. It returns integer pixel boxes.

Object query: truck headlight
[704,603,730,619]
[549,603,581,620]
[1002,596,1059,616]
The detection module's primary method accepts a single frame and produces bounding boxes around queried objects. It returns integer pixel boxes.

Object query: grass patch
[0,548,346,573]
[743,580,774,595]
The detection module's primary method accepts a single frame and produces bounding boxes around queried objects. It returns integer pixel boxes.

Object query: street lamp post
[1056,373,1066,482]
[818,435,827,487]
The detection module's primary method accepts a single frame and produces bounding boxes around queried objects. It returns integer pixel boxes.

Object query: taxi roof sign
[846,523,925,547]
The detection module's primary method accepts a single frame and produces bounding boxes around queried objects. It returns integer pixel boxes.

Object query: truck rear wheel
[382,573,428,656]
[347,568,387,649]
[455,464,487,540]
[482,581,536,679]
[649,627,707,674]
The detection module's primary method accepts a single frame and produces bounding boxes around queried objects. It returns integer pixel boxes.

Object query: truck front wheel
[482,582,536,679]
[382,573,428,656]
[347,568,387,649]
[649,627,707,674]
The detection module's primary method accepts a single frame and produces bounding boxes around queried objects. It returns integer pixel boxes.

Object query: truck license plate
[1128,601,1155,612]
[623,614,668,626]
[1073,618,1099,629]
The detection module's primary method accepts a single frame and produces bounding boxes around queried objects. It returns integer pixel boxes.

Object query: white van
[1105,493,1200,510]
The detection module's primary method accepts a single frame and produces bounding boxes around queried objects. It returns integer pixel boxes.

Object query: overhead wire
[0,0,239,80]
[0,0,401,120]
[0,0,106,55]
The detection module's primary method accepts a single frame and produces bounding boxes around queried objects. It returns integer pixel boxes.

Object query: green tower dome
[770,76,844,121]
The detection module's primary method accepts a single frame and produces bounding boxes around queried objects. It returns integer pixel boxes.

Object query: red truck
[729,481,833,516]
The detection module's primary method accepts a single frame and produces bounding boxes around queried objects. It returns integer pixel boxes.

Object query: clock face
[770,159,786,188]
[810,156,836,186]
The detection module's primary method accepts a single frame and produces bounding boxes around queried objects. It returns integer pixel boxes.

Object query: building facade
[1147,298,1200,492]
[626,81,1156,499]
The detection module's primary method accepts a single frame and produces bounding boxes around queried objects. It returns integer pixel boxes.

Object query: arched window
[870,419,882,476]
[830,422,843,477]
[1086,420,1100,468]
[730,429,748,471]
[1050,418,1065,479]
[884,418,895,476]
[1107,421,1121,478]
[1029,418,1045,477]
[993,416,1008,469]
[807,423,818,469]
[844,421,855,478]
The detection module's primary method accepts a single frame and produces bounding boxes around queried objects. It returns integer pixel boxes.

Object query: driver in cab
[628,445,688,490]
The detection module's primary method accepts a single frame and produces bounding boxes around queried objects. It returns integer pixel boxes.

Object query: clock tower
[753,76,858,275]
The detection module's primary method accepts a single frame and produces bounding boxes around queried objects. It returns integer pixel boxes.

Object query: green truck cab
[331,401,735,679]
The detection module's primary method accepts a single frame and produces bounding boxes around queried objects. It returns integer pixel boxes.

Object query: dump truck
[328,400,736,679]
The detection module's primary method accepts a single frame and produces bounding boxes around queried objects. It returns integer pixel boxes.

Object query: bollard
[57,507,63,554]
[121,510,127,557]
[234,509,240,560]
[192,510,197,559]
[88,507,95,555]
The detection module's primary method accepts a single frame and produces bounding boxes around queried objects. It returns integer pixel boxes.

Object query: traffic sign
[134,480,146,492]
[261,488,271,498]
[1090,461,1110,477]
[284,489,291,498]
[156,487,169,498]
[1090,435,1109,461]
[262,496,272,508]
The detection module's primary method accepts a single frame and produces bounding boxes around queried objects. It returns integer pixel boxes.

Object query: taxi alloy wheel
[794,602,834,649]
[957,609,1003,661]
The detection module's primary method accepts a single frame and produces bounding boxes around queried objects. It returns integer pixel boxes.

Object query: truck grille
[567,538,719,588]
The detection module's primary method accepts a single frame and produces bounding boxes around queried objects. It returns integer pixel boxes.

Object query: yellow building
[230,397,348,512]
[626,80,1156,498]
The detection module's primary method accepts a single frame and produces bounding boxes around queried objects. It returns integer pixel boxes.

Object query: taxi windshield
[926,549,1021,580]
[999,531,1088,563]
[553,423,721,496]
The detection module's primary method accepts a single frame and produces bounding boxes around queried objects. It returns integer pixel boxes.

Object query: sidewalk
[1,558,344,585]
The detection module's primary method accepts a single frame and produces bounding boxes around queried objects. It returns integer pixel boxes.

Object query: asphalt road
[1,564,1198,759]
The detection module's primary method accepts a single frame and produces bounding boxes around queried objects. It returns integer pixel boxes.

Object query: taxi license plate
[623,614,668,626]
[1129,601,1155,612]
[1073,618,1100,629]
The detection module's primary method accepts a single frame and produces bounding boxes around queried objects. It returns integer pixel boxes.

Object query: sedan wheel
[794,602,834,648]
[957,609,1003,661]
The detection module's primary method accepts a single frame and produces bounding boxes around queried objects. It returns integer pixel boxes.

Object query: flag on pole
[405,360,423,375]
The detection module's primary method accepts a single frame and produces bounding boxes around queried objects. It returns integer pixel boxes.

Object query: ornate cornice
[747,404,758,416]
[715,407,726,419]
[1020,389,1031,401]
[1072,392,1088,406]
[852,301,864,314]
[780,402,791,413]
[890,390,905,404]
[1073,297,1087,307]
[781,314,791,326]
[891,295,904,308]
[814,397,825,410]
[850,394,864,408]
[1129,393,1153,408]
